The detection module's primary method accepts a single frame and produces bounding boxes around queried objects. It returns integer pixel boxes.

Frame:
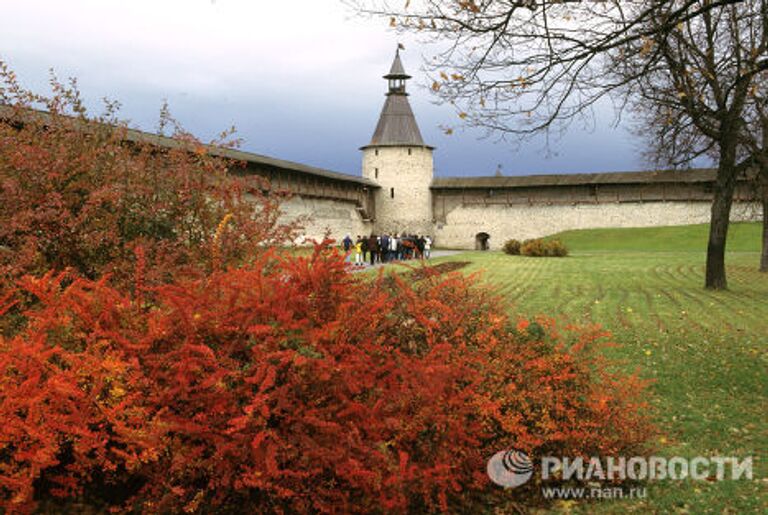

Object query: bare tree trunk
[706,191,734,289]
[705,146,738,290]
[761,187,768,272]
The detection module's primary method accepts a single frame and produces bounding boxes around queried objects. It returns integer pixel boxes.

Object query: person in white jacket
[390,234,398,261]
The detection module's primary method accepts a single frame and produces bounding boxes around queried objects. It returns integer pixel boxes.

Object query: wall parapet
[431,170,757,224]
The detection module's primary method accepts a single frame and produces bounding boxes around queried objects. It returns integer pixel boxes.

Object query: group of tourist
[342,233,432,266]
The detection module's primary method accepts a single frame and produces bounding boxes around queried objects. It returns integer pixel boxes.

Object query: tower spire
[364,46,430,148]
[384,45,411,95]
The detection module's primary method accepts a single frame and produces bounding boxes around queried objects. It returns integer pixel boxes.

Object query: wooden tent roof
[430,169,718,189]
[123,128,377,186]
[0,104,378,187]
[364,94,429,148]
[362,52,431,149]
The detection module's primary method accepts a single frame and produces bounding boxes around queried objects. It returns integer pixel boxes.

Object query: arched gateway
[475,232,490,251]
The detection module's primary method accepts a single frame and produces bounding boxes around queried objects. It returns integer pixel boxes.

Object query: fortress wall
[278,195,372,244]
[235,164,377,220]
[432,181,757,223]
[434,201,761,250]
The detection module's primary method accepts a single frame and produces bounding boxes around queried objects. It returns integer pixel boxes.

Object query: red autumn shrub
[0,60,299,293]
[0,245,654,513]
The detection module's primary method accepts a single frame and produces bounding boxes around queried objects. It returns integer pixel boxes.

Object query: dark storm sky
[1,0,675,179]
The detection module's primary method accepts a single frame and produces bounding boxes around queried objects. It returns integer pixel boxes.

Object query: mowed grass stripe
[433,223,766,514]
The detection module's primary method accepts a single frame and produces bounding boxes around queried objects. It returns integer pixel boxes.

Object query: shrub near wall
[503,238,568,257]
[502,239,522,255]
[0,245,652,513]
[520,238,569,257]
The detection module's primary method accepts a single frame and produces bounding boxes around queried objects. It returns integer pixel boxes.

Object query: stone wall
[362,146,433,235]
[277,195,373,244]
[434,200,761,250]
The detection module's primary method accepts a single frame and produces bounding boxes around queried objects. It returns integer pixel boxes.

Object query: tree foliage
[611,0,766,283]
[350,0,751,136]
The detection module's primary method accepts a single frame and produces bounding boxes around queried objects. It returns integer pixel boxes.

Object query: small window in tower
[408,148,412,156]
[390,187,395,199]
[375,168,379,179]
[375,149,379,156]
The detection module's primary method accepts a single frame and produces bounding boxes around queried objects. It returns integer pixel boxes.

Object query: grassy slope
[548,222,762,252]
[431,223,767,514]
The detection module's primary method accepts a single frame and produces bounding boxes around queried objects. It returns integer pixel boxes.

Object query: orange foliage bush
[0,63,652,513]
[0,244,654,513]
[0,60,298,293]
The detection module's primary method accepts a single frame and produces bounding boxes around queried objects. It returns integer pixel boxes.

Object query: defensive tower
[361,47,434,235]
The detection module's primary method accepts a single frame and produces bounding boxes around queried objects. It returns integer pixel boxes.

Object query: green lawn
[548,221,762,252]
[431,223,767,513]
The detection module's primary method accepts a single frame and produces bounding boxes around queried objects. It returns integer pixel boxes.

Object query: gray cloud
[1,0,686,177]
